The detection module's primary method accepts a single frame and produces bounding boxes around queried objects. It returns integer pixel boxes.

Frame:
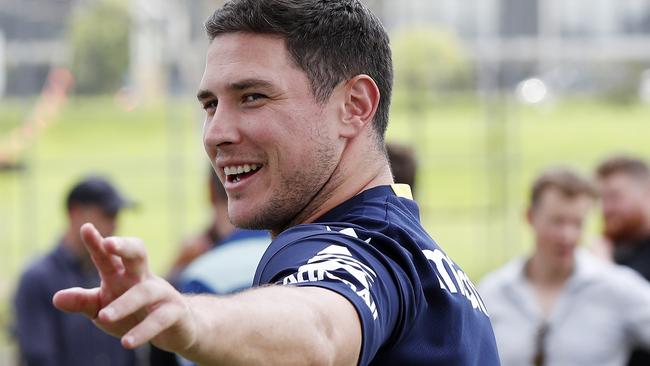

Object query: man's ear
[339,74,380,139]
[526,206,534,225]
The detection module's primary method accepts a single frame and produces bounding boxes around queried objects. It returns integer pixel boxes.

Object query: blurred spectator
[166,167,232,285]
[595,154,650,271]
[172,171,270,366]
[479,166,650,366]
[386,142,418,194]
[177,177,271,294]
[596,154,650,366]
[153,166,270,366]
[12,176,139,366]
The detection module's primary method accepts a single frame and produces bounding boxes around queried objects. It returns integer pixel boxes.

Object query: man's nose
[559,224,580,245]
[204,104,242,148]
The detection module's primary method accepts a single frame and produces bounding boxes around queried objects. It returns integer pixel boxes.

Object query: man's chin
[229,211,286,233]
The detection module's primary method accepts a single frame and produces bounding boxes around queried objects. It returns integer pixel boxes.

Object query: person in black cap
[12,175,141,366]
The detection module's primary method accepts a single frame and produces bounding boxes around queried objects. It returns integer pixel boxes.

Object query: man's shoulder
[15,249,64,298]
[576,250,650,294]
[19,249,60,281]
[275,223,365,246]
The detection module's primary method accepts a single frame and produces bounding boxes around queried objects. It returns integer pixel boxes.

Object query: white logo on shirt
[282,242,379,320]
[423,249,489,316]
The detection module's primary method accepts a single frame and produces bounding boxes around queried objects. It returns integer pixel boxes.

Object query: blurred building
[0,0,75,96]
[0,0,221,98]
[1,0,650,97]
[373,0,650,94]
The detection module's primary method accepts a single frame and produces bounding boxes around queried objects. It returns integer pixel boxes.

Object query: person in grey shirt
[479,166,650,366]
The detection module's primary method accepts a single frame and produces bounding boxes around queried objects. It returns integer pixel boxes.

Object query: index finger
[81,223,123,276]
[104,236,148,279]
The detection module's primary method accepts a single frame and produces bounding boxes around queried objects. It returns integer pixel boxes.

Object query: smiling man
[52,1,499,365]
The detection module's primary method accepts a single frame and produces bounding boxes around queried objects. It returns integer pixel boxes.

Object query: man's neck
[526,252,575,318]
[271,143,393,237]
[526,253,574,287]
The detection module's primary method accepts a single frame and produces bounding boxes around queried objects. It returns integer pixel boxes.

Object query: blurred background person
[479,166,650,366]
[173,170,270,366]
[11,175,140,366]
[386,142,418,195]
[595,154,650,274]
[596,154,650,366]
[166,167,232,285]
[152,167,270,366]
[177,168,271,295]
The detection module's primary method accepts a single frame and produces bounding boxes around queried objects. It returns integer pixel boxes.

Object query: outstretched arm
[53,223,361,365]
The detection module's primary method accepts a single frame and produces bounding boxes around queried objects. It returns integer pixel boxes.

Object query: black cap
[66,176,134,215]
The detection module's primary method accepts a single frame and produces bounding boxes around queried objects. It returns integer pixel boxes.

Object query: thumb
[53,287,102,319]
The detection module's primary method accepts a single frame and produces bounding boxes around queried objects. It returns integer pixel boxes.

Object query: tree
[392,26,472,112]
[68,0,130,94]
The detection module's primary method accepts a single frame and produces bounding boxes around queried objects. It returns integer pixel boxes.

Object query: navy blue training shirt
[253,185,500,365]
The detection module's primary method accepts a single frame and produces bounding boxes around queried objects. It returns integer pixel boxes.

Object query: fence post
[0,30,6,99]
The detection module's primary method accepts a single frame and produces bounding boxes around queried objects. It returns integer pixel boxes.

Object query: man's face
[528,188,593,266]
[598,173,650,242]
[70,205,118,238]
[198,33,344,232]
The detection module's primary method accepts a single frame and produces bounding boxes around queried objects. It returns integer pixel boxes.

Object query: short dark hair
[530,166,598,208]
[386,142,417,193]
[205,0,393,142]
[596,154,650,181]
[66,175,132,215]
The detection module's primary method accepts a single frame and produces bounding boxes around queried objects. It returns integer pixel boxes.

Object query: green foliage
[597,61,650,105]
[68,0,130,94]
[391,27,473,110]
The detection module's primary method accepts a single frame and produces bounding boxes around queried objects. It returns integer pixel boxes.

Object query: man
[13,176,138,366]
[479,167,650,366]
[596,155,650,276]
[596,154,650,366]
[53,1,499,365]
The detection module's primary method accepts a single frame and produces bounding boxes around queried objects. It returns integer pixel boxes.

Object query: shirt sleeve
[256,232,402,366]
[13,268,60,366]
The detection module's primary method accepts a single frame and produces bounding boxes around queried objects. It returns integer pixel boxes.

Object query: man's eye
[203,100,218,112]
[243,94,266,103]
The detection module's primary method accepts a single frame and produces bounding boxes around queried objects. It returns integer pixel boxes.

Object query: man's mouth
[224,164,262,183]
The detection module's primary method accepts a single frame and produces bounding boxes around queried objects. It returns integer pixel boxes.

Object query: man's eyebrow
[196,89,215,101]
[196,79,275,101]
[230,79,275,91]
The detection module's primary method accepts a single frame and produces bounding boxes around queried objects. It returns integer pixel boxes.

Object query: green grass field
[1,94,649,352]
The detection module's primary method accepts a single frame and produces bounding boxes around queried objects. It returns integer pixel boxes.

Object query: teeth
[223,164,262,176]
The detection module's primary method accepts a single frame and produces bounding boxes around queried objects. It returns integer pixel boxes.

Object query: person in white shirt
[479,166,650,366]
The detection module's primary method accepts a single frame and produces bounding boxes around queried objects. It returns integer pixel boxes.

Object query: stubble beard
[232,142,340,234]
[604,209,647,244]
